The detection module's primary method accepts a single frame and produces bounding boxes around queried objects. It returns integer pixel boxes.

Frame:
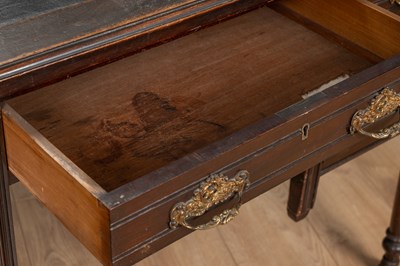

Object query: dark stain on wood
[71,116,96,127]
[132,92,178,130]
[86,92,224,163]
[90,137,124,165]
[100,119,144,139]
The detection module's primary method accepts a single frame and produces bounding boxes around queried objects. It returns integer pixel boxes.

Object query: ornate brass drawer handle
[350,88,400,139]
[169,170,250,230]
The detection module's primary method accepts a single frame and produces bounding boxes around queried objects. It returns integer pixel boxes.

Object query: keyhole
[301,123,310,141]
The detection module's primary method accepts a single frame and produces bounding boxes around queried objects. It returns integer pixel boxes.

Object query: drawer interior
[5,7,373,192]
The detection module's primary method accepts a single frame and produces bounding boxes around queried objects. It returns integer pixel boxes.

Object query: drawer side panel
[2,106,111,265]
[273,0,400,59]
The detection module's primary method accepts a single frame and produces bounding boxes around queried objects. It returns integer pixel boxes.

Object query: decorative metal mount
[350,88,400,139]
[169,170,250,230]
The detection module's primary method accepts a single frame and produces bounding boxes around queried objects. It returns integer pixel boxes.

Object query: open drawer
[2,1,400,265]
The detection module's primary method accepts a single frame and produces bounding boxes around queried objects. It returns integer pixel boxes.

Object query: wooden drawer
[2,2,400,265]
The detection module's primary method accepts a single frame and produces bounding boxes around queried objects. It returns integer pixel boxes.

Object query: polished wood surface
[10,136,400,266]
[287,164,321,221]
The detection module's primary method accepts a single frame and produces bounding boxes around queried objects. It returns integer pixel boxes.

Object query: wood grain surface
[274,0,400,59]
[7,7,372,192]
[10,135,400,266]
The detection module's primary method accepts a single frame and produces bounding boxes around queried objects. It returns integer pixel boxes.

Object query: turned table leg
[380,173,400,266]
[287,164,321,221]
[0,116,17,266]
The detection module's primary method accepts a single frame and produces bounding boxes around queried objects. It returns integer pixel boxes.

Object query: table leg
[0,115,17,266]
[380,173,400,266]
[287,164,321,221]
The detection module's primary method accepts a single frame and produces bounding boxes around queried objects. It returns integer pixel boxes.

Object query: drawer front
[107,58,400,265]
